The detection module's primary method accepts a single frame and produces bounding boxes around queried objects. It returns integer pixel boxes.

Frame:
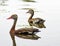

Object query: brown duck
[7,14,40,36]
[27,9,46,28]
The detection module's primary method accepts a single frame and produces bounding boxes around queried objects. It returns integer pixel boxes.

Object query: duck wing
[15,28,40,35]
[29,18,45,24]
[35,18,45,24]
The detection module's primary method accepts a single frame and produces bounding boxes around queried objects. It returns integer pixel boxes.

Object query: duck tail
[39,23,46,28]
[33,28,41,32]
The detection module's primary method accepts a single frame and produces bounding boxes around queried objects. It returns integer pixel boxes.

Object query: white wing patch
[33,19,40,24]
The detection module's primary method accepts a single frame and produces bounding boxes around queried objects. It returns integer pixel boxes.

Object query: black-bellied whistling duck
[27,9,46,28]
[7,14,40,36]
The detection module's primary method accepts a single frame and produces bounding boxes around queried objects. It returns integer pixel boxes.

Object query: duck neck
[11,18,17,30]
[29,12,34,20]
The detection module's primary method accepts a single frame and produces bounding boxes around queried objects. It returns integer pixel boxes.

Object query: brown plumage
[15,33,40,40]
[7,14,40,36]
[27,9,46,28]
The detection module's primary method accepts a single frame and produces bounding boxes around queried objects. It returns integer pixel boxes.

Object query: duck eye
[40,20,42,21]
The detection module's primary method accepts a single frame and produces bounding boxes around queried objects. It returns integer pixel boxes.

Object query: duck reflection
[10,33,40,46]
[10,33,16,46]
[15,33,40,40]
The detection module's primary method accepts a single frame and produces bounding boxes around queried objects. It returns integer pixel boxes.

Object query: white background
[0,0,60,46]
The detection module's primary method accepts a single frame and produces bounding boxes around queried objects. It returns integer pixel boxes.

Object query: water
[0,0,60,46]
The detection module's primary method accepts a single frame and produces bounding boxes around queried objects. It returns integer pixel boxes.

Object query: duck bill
[39,24,46,28]
[26,12,28,13]
[44,20,45,22]
[7,16,12,19]
[26,11,29,13]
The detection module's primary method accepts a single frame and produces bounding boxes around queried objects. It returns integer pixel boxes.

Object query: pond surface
[0,0,60,46]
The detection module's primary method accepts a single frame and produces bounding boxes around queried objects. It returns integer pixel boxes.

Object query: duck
[27,9,46,28]
[7,14,40,36]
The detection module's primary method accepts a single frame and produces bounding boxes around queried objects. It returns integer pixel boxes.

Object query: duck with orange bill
[7,14,40,37]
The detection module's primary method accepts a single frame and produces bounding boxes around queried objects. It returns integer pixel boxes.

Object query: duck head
[7,14,18,20]
[27,9,34,14]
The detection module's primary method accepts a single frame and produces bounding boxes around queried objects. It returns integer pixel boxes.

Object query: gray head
[7,14,18,20]
[27,9,34,14]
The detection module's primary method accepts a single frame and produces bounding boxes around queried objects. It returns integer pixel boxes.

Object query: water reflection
[0,0,8,6]
[21,8,39,12]
[10,32,40,46]
[22,0,36,2]
[10,33,16,46]
[15,34,40,40]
